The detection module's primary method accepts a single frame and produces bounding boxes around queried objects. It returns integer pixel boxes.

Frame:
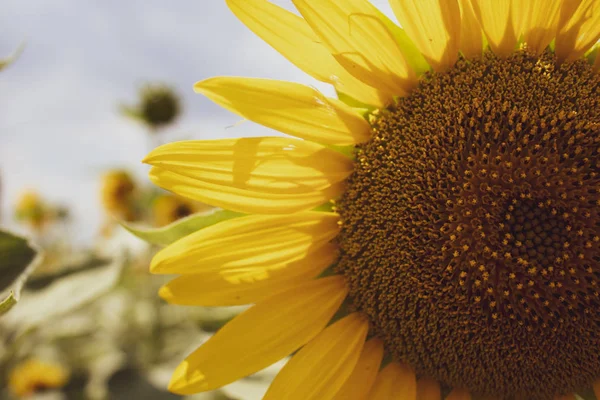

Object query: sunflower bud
[100,170,137,221]
[121,84,181,130]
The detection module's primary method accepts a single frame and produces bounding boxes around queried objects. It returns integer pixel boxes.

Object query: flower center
[173,204,192,219]
[336,50,600,399]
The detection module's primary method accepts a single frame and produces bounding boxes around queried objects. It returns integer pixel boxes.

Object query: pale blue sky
[0,0,393,243]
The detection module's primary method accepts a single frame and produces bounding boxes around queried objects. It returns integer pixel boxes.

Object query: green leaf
[0,291,17,316]
[122,208,245,246]
[0,230,41,316]
[25,255,110,290]
[0,42,25,72]
[2,256,123,331]
[0,230,38,292]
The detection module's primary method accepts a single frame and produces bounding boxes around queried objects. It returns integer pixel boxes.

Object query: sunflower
[121,84,181,130]
[152,194,210,226]
[100,170,137,221]
[14,191,50,231]
[143,0,600,399]
[8,359,69,397]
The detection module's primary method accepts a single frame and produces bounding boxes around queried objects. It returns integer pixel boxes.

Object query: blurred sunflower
[152,194,210,227]
[121,84,181,131]
[144,1,600,399]
[14,191,52,231]
[100,170,137,222]
[8,359,69,398]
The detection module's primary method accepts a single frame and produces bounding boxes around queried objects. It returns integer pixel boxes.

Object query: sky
[0,0,394,244]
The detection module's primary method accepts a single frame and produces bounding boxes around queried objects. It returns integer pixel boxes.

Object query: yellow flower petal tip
[143,137,351,214]
[390,0,461,71]
[224,0,390,108]
[157,285,174,302]
[193,76,371,145]
[292,0,416,96]
[168,361,206,395]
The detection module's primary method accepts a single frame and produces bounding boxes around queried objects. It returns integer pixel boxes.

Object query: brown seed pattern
[336,51,600,400]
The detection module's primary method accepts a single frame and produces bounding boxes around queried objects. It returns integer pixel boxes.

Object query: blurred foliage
[0,230,40,317]
[0,76,269,399]
[14,191,68,234]
[1,170,259,399]
[99,168,213,239]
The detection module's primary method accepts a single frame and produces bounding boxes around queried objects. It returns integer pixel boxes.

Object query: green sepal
[586,45,599,66]
[326,143,356,159]
[122,208,244,246]
[312,202,335,212]
[482,32,489,52]
[336,90,375,114]
[372,8,430,76]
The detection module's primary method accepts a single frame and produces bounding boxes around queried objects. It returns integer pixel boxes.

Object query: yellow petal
[159,242,338,306]
[168,276,348,394]
[368,7,430,77]
[144,137,352,214]
[368,362,416,400]
[332,338,384,400]
[225,0,389,108]
[469,0,519,57]
[149,167,345,215]
[445,388,471,400]
[293,0,416,96]
[151,211,339,274]
[145,138,352,193]
[263,313,369,400]
[458,0,484,59]
[194,77,370,145]
[389,0,461,71]
[556,0,600,62]
[520,0,562,54]
[417,377,441,400]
